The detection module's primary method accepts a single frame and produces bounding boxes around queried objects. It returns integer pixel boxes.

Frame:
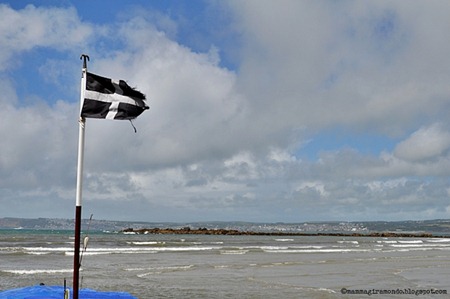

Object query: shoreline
[121,227,448,238]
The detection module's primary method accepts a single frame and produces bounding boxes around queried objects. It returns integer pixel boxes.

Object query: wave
[128,265,195,277]
[24,246,72,252]
[426,238,450,243]
[0,246,71,255]
[64,246,220,256]
[390,244,426,248]
[377,240,398,244]
[1,269,72,275]
[263,248,373,253]
[220,250,249,255]
[65,250,158,256]
[386,248,450,253]
[337,240,359,244]
[398,240,423,244]
[4,236,450,258]
[375,239,450,247]
[125,265,194,272]
[127,241,164,245]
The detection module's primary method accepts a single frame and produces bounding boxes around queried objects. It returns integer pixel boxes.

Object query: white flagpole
[73,54,89,299]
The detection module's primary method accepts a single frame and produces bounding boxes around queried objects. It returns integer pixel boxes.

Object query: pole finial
[80,54,90,69]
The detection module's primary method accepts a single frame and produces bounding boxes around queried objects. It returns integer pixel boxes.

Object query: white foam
[275,239,294,242]
[220,250,249,255]
[24,247,71,252]
[64,247,159,256]
[389,243,450,249]
[337,240,359,244]
[3,269,72,275]
[137,271,161,277]
[389,248,436,252]
[260,246,289,250]
[65,246,218,256]
[127,241,162,245]
[125,265,194,272]
[390,244,424,247]
[376,240,397,244]
[263,248,372,253]
[128,265,194,277]
[398,240,423,244]
[426,238,450,243]
[292,245,325,249]
[155,246,216,252]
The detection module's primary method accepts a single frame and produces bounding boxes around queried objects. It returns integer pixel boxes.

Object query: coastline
[121,227,447,238]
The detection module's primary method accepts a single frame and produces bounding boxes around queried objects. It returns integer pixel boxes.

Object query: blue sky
[1,1,450,223]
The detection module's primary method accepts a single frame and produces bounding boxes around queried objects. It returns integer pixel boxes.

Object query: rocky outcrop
[122,227,243,235]
[121,227,443,238]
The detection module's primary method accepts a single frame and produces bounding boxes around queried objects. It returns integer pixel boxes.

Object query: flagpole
[73,54,89,299]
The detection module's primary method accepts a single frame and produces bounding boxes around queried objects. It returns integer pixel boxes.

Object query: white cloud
[0,98,78,189]
[394,124,450,162]
[0,4,92,70]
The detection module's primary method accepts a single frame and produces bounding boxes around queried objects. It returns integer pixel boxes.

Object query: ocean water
[1,229,449,298]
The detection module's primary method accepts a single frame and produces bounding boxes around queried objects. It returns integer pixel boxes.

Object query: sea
[1,228,449,298]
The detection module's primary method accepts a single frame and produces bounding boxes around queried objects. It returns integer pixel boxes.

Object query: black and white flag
[81,72,148,120]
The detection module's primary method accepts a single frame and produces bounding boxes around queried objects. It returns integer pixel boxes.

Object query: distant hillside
[359,219,450,234]
[1,217,450,235]
[0,217,151,232]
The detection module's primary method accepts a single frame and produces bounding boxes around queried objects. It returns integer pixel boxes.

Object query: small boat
[0,285,137,299]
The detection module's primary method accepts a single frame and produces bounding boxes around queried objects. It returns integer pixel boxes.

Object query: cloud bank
[1,2,450,222]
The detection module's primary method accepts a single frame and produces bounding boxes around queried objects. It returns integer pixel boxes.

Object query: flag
[81,72,148,120]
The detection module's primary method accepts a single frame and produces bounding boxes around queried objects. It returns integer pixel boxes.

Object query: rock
[119,227,444,238]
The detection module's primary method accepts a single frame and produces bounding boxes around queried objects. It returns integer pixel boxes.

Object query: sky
[1,1,450,223]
